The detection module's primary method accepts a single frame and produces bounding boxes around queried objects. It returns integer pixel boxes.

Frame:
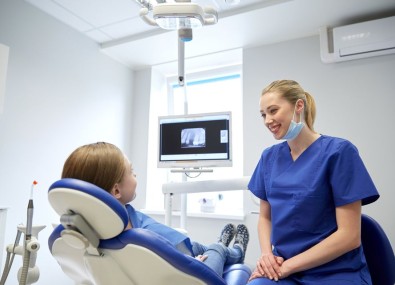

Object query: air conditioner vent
[320,16,395,63]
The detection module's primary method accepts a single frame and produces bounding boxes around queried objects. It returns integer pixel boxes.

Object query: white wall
[130,68,152,209]
[0,0,134,284]
[0,43,9,113]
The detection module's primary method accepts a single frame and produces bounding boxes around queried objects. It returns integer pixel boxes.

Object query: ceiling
[24,0,395,73]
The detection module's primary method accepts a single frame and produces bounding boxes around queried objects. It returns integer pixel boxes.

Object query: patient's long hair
[262,80,317,131]
[62,142,125,193]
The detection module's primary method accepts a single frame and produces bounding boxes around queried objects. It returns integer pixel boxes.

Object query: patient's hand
[195,255,208,262]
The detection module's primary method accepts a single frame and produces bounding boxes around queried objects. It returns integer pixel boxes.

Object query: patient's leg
[192,242,244,277]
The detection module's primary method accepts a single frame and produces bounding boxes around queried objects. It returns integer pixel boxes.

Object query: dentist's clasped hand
[249,253,286,282]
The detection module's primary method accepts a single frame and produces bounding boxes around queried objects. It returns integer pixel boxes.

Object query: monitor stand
[170,168,213,173]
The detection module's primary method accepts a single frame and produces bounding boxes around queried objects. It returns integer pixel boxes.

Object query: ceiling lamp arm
[203,7,218,25]
[134,0,152,10]
[139,7,158,26]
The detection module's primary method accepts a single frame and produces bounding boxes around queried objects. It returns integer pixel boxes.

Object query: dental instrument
[0,181,45,285]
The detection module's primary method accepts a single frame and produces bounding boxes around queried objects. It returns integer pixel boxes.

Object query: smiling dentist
[247,79,379,285]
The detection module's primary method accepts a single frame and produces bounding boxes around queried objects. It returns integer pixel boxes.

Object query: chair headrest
[48,178,129,239]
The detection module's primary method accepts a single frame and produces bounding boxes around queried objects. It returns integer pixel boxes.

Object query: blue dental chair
[361,214,395,285]
[48,178,251,285]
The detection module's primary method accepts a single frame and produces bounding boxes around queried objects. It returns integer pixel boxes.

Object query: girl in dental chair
[61,142,250,278]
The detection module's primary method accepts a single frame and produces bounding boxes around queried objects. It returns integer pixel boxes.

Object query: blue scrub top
[125,204,194,256]
[248,135,379,282]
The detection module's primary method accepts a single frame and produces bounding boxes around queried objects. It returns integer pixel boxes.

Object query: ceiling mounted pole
[178,38,185,86]
[177,28,192,87]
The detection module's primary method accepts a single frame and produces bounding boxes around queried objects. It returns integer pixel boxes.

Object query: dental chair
[361,214,395,285]
[47,178,252,285]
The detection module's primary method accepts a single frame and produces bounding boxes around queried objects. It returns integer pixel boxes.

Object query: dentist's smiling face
[259,91,295,140]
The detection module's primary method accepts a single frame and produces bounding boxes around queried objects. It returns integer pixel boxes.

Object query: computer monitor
[158,111,232,169]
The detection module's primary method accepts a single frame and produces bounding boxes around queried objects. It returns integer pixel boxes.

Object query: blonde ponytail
[303,91,316,131]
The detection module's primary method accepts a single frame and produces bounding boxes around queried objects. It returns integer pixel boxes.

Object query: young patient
[61,142,249,277]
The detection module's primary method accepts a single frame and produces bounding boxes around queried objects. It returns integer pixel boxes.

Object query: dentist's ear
[295,99,305,113]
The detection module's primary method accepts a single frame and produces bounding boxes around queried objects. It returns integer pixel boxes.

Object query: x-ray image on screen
[158,111,232,168]
[181,128,206,148]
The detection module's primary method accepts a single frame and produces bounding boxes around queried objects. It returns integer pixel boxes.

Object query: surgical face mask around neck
[282,107,304,141]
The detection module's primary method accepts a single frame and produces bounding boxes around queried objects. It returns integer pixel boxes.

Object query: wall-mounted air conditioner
[320,16,395,63]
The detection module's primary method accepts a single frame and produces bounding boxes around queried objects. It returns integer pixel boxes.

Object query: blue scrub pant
[248,279,297,285]
[247,272,370,285]
[192,242,243,277]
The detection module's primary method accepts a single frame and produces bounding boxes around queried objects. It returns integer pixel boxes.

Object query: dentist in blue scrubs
[247,80,379,285]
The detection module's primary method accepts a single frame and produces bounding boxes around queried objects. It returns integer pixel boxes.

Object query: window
[145,62,243,217]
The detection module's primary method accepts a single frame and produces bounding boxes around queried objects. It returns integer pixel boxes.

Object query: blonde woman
[248,80,379,284]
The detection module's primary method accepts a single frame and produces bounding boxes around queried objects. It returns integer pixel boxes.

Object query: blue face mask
[282,107,304,141]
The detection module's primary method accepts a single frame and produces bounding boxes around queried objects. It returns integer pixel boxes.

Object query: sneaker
[218,223,236,247]
[233,224,249,261]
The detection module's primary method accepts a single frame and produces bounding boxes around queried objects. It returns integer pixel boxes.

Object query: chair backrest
[361,214,395,285]
[48,178,233,285]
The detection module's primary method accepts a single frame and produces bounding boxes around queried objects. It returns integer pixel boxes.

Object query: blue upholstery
[361,214,395,285]
[48,178,251,285]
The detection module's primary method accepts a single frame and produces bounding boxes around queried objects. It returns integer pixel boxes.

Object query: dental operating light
[140,2,218,30]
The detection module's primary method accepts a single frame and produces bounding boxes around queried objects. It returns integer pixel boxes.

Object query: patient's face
[116,158,137,204]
